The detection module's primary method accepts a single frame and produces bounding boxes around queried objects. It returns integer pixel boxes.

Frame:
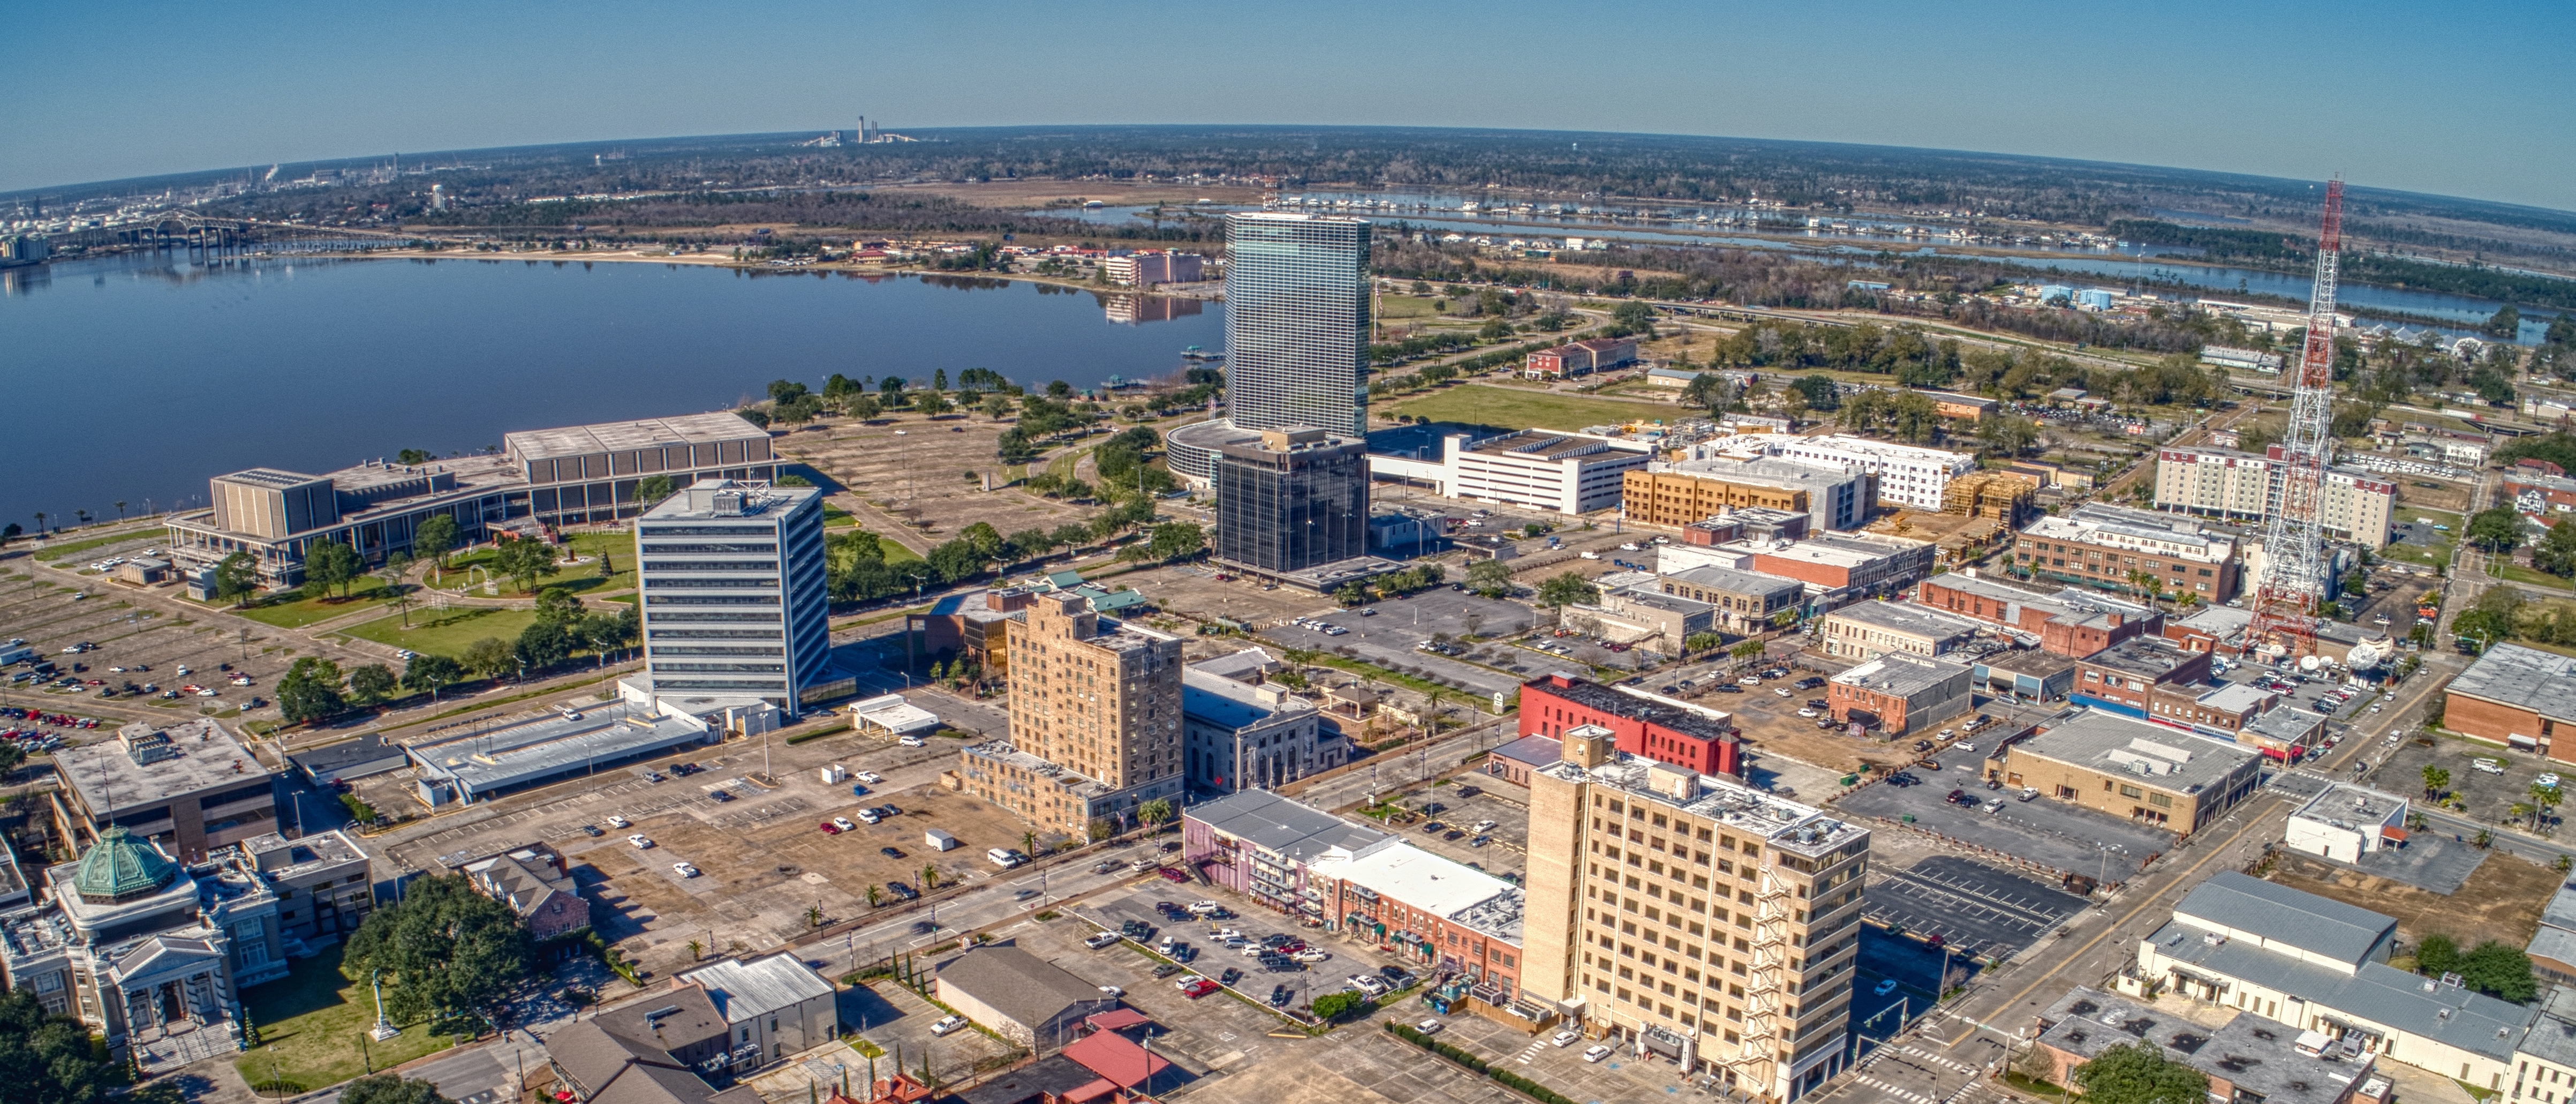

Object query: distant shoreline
[293,245,1229,301]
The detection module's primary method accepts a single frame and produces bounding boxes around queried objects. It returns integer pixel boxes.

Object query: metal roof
[2541,882,2576,936]
[1184,790,1391,865]
[2018,710,2258,797]
[1826,600,1982,640]
[2149,919,2531,1061]
[1491,734,1565,767]
[676,952,834,1024]
[934,945,1115,1032]
[2449,643,2576,722]
[1833,651,1974,698]
[1181,670,1315,733]
[2174,871,2394,967]
[503,412,768,461]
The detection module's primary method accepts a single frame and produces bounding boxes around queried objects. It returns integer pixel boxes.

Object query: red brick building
[1516,674,1742,778]
[1827,652,1974,737]
[2445,642,2576,760]
[1912,572,2161,658]
[2071,638,2214,718]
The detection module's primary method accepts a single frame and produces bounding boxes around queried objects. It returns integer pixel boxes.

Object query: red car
[1181,979,1221,1000]
[1157,867,1191,883]
[818,822,842,835]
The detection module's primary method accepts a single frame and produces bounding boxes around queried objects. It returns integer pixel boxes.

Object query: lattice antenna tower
[2250,179,2345,659]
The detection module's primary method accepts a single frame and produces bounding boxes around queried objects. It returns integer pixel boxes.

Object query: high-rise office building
[956,591,1185,832]
[1214,427,1369,573]
[1522,729,1869,1101]
[1223,212,1371,436]
[635,481,832,711]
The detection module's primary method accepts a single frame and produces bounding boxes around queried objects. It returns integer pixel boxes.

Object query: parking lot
[2379,733,2566,832]
[1377,779,1531,882]
[1862,853,2089,960]
[1260,587,1539,699]
[1074,883,1359,1019]
[1833,774,2177,883]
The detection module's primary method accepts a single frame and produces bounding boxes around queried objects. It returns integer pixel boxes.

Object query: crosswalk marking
[1854,1075,1935,1104]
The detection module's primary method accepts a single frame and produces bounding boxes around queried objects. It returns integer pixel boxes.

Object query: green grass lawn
[1377,294,1442,319]
[824,504,859,528]
[339,607,541,658]
[2497,562,2574,590]
[35,528,163,562]
[235,945,457,1095]
[2401,506,2466,531]
[1386,384,1683,432]
[237,577,400,628]
[422,532,633,598]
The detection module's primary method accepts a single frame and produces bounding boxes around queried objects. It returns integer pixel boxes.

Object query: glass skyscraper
[1213,429,1369,573]
[1223,212,1371,436]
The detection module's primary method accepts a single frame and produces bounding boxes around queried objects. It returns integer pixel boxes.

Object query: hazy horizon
[11,1,2574,212]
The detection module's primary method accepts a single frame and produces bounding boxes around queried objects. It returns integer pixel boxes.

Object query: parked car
[1086,931,1124,950]
[673,862,700,878]
[832,816,858,832]
[930,1015,969,1037]
[628,834,654,849]
[1583,1045,1615,1063]
[1416,1019,1445,1035]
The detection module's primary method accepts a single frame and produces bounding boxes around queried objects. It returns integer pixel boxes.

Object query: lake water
[0,250,1223,525]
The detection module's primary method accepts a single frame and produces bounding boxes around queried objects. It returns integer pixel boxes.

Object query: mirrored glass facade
[1223,213,1371,436]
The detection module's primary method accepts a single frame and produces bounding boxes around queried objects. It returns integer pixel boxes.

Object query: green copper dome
[72,826,180,904]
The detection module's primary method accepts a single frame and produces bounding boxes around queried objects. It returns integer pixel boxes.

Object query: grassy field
[424,531,634,598]
[234,946,457,1095]
[2497,563,2574,590]
[338,606,541,658]
[2400,506,2466,530]
[36,528,163,562]
[1386,384,1687,431]
[237,577,399,628]
[1377,294,1442,319]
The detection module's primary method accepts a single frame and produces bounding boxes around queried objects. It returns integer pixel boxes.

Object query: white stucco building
[1768,435,1977,510]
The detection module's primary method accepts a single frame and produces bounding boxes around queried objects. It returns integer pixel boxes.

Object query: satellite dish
[2299,655,2323,672]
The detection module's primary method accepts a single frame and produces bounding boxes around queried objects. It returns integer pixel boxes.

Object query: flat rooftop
[1538,754,1865,861]
[1785,434,1976,465]
[1462,430,1629,461]
[2197,682,2275,715]
[2083,636,2200,679]
[1187,790,1393,865]
[1827,600,1981,639]
[1311,842,1523,943]
[1834,652,1971,697]
[1527,677,1739,747]
[1182,668,1315,730]
[961,741,1121,800]
[637,480,818,523]
[1726,532,1924,569]
[233,829,370,882]
[2293,782,2409,827]
[2037,987,2367,1104]
[503,412,768,461]
[1666,564,1804,599]
[2448,642,2576,720]
[59,720,275,816]
[1928,572,2153,622]
[409,703,711,798]
[2018,709,2257,795]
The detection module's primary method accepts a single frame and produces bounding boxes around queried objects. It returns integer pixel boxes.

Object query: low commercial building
[1681,507,1811,545]
[1522,337,1637,379]
[583,985,732,1080]
[2001,710,2261,833]
[2529,885,2576,985]
[1827,652,1974,736]
[1665,531,1936,609]
[1973,649,2076,702]
[2073,637,2216,717]
[1181,660,1327,794]
[1183,788,1392,924]
[2130,872,2528,1093]
[1308,836,1524,995]
[543,1019,765,1104]
[50,720,283,863]
[1913,571,2161,657]
[849,694,940,738]
[2286,783,2410,864]
[445,842,591,941]
[1516,673,1743,778]
[2032,987,2383,1104]
[407,702,715,807]
[2237,705,2330,761]
[1916,392,1999,421]
[2444,642,2576,758]
[1656,564,1807,634]
[676,952,839,1068]
[1582,588,1716,654]
[287,734,409,786]
[936,945,1125,1051]
[167,412,775,585]
[1769,434,1978,511]
[1484,734,1563,786]
[2164,604,2255,655]
[2016,502,2241,602]
[2154,445,2396,549]
[1817,600,1982,661]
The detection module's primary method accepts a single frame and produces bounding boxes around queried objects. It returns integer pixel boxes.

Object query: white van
[987,847,1025,868]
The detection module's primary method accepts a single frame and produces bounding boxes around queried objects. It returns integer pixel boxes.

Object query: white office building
[1765,435,1977,511]
[1365,429,1652,515]
[636,482,834,713]
[2152,445,2396,549]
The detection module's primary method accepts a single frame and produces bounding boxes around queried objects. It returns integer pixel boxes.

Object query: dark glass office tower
[1224,213,1371,436]
[1214,429,1369,573]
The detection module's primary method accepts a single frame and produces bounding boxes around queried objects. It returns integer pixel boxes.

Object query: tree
[214,550,261,606]
[463,636,516,682]
[515,620,573,672]
[1729,640,1766,660]
[1333,581,1373,607]
[348,664,397,705]
[1310,991,1371,1022]
[1148,522,1205,561]
[1464,559,1514,598]
[1683,632,1722,654]
[2462,940,2539,1003]
[1138,798,1174,831]
[1793,374,1841,411]
[343,874,535,1028]
[0,987,137,1104]
[1535,572,1599,609]
[1610,299,1657,331]
[495,536,562,594]
[414,514,461,573]
[397,449,435,466]
[340,1076,455,1104]
[2072,1041,2208,1104]
[276,657,346,724]
[2416,933,2463,976]
[2535,520,2576,577]
[636,475,676,506]
[402,654,464,701]
[532,585,585,625]
[2466,506,2526,554]
[1050,522,1092,550]
[921,866,941,891]
[579,610,632,664]
[2422,764,2452,797]
[996,429,1041,465]
[1977,414,2042,458]
[304,540,365,599]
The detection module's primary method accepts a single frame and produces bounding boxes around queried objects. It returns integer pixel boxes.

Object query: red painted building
[1913,572,2161,658]
[1516,674,1742,777]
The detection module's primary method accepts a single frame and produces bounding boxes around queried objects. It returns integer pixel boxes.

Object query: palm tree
[1020,830,1038,858]
[921,865,940,891]
[113,501,126,523]
[32,512,45,535]
[866,884,882,907]
[73,509,90,528]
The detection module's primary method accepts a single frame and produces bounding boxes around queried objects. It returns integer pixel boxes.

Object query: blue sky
[12,0,2574,211]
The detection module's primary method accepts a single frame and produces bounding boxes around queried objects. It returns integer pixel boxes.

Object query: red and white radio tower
[2249,179,2345,659]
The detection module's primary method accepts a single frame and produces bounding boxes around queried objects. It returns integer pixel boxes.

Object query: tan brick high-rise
[954,591,1186,833]
[1523,729,1870,1102]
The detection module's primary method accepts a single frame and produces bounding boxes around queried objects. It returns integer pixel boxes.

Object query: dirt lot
[772,416,1100,556]
[2264,847,2560,951]
[2393,476,2475,514]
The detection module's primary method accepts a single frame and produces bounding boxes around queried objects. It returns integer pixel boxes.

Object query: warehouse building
[1913,570,2161,657]
[2000,710,2261,833]
[407,703,715,806]
[1816,600,1982,661]
[2443,642,2576,759]
[1827,652,1974,737]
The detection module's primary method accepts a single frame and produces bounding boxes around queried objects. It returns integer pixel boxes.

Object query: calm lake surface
[0,251,1223,525]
